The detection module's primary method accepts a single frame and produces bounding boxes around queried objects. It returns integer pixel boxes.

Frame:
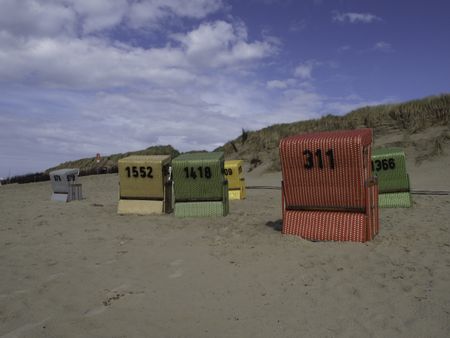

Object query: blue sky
[0,0,449,177]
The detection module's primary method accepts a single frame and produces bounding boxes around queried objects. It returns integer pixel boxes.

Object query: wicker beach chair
[117,155,172,214]
[371,148,412,208]
[224,160,246,200]
[172,152,229,217]
[279,128,379,242]
[50,168,82,202]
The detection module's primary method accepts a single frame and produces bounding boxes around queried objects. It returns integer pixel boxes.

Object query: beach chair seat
[378,191,412,208]
[174,199,229,217]
[282,183,379,242]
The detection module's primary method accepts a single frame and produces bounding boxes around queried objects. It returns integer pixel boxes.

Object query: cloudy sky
[0,0,449,177]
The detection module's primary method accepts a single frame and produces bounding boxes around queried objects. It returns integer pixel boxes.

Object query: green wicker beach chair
[372,148,412,208]
[172,152,229,217]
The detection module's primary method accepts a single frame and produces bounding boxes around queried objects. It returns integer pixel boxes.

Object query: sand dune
[1,159,450,337]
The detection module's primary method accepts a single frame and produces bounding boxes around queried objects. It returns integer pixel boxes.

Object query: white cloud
[72,0,129,34]
[280,88,323,114]
[127,0,223,29]
[258,88,324,126]
[266,79,296,89]
[294,60,319,79]
[289,19,307,32]
[0,18,276,89]
[263,87,393,127]
[294,64,313,79]
[172,21,275,68]
[0,35,194,89]
[373,41,393,52]
[337,45,351,53]
[0,0,77,37]
[332,11,381,24]
[156,0,224,19]
[267,80,288,89]
[0,0,278,176]
[173,21,237,55]
[0,0,224,37]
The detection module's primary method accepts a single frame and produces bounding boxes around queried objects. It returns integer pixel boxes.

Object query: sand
[1,165,450,338]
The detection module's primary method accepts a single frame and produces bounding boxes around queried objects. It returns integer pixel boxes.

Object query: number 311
[303,148,335,170]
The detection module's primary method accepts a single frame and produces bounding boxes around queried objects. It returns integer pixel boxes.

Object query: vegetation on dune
[45,145,180,173]
[222,94,450,170]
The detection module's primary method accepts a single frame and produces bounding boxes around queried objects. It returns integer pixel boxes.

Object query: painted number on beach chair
[125,166,154,178]
[303,148,335,170]
[224,168,233,176]
[183,166,212,179]
[371,158,395,172]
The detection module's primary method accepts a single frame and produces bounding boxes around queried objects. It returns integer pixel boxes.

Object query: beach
[1,166,449,338]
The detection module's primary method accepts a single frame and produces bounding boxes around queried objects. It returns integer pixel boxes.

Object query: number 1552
[125,166,153,178]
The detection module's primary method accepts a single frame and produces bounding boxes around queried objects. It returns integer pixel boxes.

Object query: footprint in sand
[169,269,184,278]
[45,272,64,282]
[170,259,183,267]
[168,259,184,278]
[84,306,106,317]
[0,289,30,298]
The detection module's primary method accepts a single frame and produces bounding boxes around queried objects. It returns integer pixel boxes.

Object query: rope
[246,185,281,190]
[245,186,450,196]
[411,190,450,196]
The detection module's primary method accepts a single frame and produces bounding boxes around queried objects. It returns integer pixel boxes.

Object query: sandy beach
[1,0,449,336]
[1,164,449,337]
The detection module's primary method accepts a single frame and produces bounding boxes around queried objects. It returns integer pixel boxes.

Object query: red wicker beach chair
[279,128,379,242]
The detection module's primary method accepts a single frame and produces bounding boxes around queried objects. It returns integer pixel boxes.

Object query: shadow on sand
[265,219,283,232]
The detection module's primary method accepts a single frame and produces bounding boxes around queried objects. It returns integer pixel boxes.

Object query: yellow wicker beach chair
[224,160,246,200]
[117,155,172,214]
